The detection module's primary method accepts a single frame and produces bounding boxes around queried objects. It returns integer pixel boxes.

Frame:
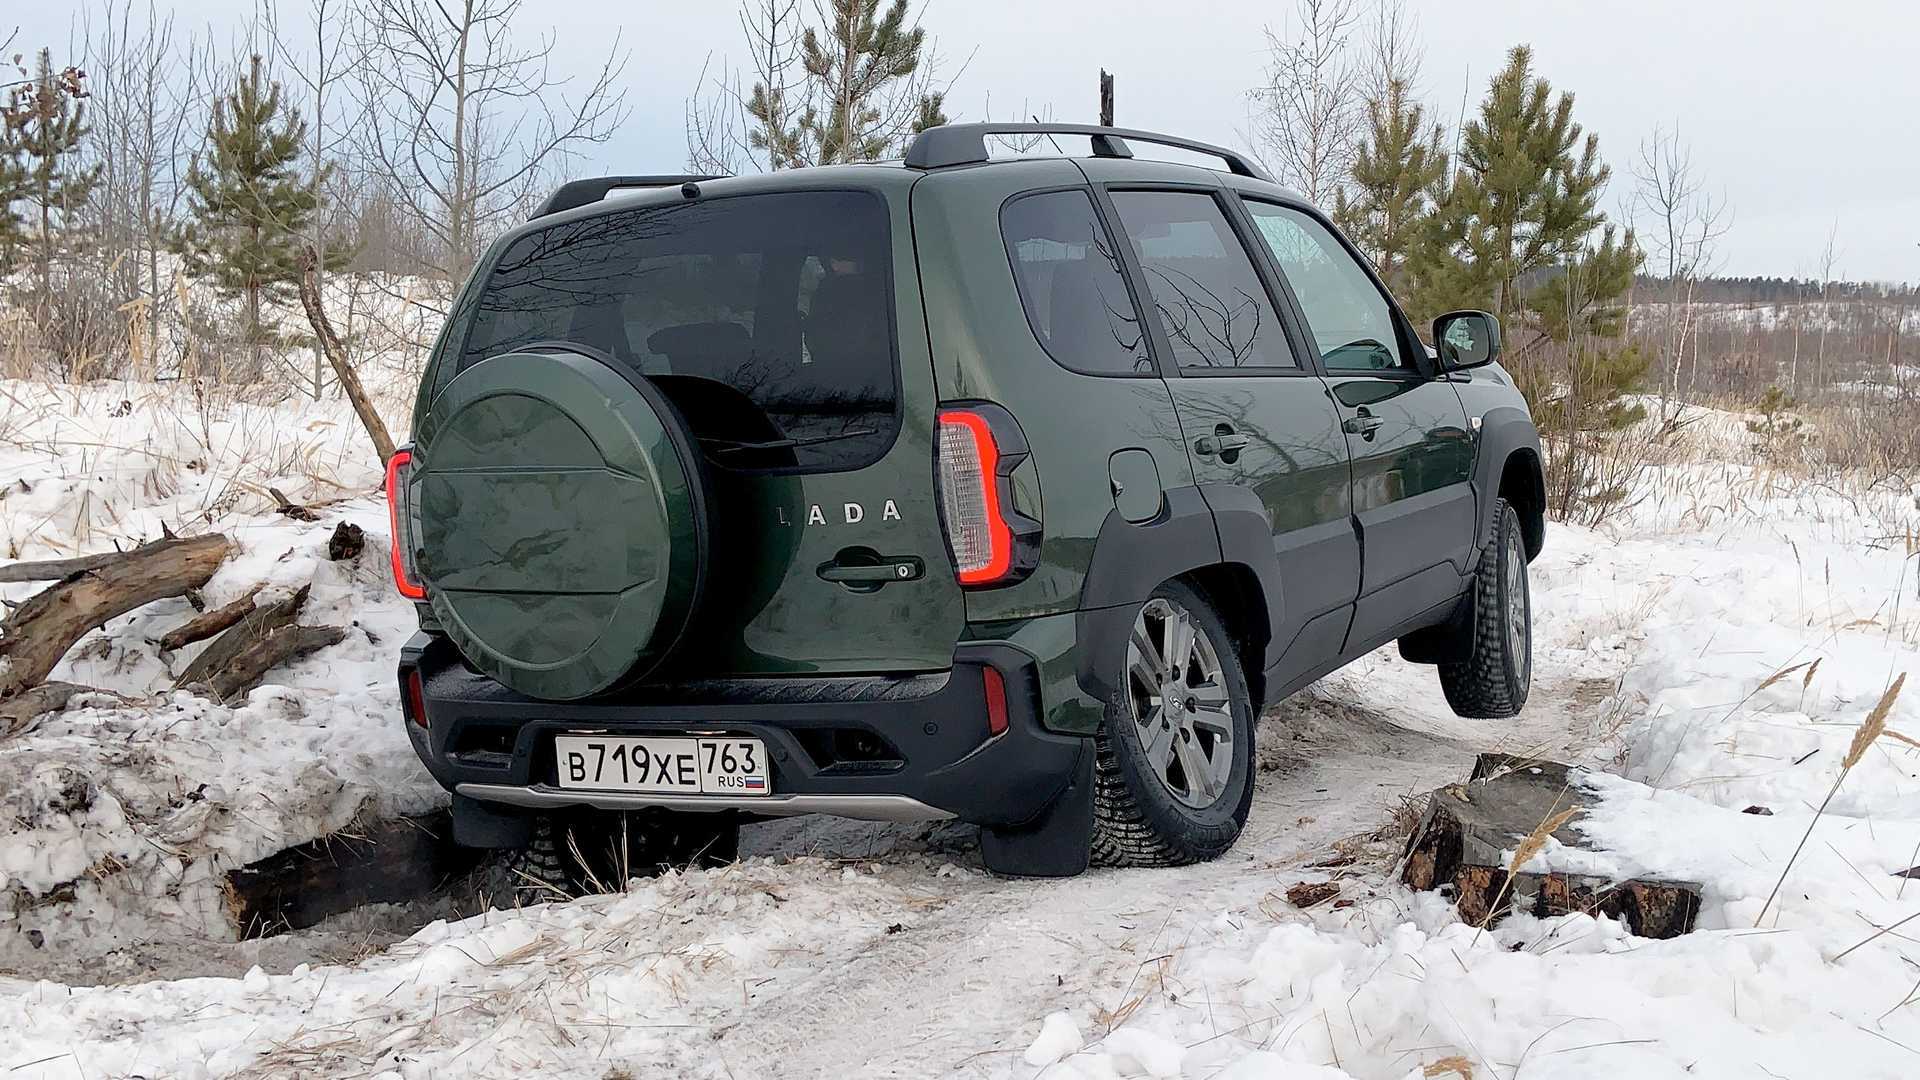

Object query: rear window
[1000,190,1152,375]
[459,190,897,472]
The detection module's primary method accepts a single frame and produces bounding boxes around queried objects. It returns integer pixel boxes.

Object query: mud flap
[451,792,535,849]
[980,743,1094,877]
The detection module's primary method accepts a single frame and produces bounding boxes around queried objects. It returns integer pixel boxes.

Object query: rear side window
[459,190,897,472]
[1108,191,1297,370]
[1000,190,1152,375]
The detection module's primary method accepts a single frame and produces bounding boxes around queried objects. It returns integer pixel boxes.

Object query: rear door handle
[1342,409,1384,438]
[1194,429,1252,456]
[818,556,923,586]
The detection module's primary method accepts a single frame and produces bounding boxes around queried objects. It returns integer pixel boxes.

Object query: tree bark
[0,534,231,698]
[297,246,397,464]
[1,681,93,739]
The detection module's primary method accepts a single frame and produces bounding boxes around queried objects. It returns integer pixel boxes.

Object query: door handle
[1194,428,1252,457]
[817,555,923,586]
[1342,409,1384,439]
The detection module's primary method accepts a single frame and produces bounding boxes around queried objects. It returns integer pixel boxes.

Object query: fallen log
[1400,758,1702,939]
[224,811,483,939]
[156,584,263,652]
[173,585,309,690]
[0,535,208,584]
[0,533,231,698]
[200,623,346,703]
[1,681,94,738]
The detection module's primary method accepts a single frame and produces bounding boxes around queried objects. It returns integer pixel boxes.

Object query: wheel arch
[1075,485,1281,717]
[1475,408,1546,560]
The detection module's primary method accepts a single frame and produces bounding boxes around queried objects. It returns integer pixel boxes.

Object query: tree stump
[1401,757,1702,939]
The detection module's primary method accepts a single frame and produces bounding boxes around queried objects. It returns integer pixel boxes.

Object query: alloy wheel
[1125,596,1236,809]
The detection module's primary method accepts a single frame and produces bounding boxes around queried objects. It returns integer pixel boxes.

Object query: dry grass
[1755,673,1906,926]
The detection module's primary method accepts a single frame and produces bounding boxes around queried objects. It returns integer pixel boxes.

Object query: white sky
[18,0,1920,282]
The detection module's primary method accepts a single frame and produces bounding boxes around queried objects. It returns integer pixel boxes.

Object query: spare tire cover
[416,350,708,700]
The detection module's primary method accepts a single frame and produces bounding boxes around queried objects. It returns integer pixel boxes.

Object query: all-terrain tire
[481,809,740,905]
[1438,498,1532,719]
[1089,581,1255,868]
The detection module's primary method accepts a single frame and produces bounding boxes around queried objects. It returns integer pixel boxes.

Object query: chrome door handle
[1342,409,1384,439]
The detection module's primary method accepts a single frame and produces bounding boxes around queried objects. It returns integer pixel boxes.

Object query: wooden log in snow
[200,624,346,703]
[1,681,94,738]
[172,585,310,690]
[0,535,214,584]
[1400,758,1703,939]
[0,533,231,698]
[157,584,264,652]
[224,811,483,939]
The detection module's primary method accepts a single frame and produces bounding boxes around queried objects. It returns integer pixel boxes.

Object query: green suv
[390,123,1544,879]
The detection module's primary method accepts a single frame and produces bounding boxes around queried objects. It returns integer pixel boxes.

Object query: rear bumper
[400,632,1090,831]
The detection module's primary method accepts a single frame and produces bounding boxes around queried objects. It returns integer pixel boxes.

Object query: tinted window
[460,190,896,471]
[1000,190,1151,375]
[1244,201,1410,373]
[1108,191,1296,369]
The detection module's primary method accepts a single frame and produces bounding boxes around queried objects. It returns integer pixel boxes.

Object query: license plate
[553,735,771,796]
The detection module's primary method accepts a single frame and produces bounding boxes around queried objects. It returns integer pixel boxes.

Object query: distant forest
[1636,276,1920,304]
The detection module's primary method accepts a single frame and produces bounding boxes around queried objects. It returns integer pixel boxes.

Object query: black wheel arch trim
[1474,407,1545,559]
[1074,484,1284,708]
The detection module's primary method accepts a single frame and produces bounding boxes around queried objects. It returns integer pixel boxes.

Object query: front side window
[460,190,897,472]
[1000,190,1152,375]
[1107,190,1296,370]
[1243,200,1410,373]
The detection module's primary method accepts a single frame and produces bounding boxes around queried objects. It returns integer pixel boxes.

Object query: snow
[3,390,1919,1078]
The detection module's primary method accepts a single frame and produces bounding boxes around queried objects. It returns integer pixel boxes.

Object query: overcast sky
[17,0,1920,282]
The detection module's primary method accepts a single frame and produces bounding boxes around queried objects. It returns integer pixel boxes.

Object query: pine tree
[1409,45,1609,325]
[799,0,934,164]
[0,124,27,269]
[176,56,342,372]
[2,50,100,300]
[1334,75,1445,293]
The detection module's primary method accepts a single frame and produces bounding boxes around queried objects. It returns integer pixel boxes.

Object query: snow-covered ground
[3,387,1919,1078]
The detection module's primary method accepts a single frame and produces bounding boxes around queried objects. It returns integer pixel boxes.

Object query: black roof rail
[530,175,720,220]
[903,123,1271,182]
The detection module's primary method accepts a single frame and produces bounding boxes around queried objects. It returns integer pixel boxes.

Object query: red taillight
[385,448,426,600]
[404,668,428,729]
[982,666,1009,738]
[937,410,1012,585]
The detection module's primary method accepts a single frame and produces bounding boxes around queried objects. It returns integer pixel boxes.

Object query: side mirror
[1433,310,1502,370]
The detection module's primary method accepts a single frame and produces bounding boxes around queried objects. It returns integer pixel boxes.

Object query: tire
[1089,580,1255,868]
[480,809,740,905]
[1438,498,1533,719]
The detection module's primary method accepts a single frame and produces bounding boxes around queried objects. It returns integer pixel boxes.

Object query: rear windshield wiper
[702,429,877,456]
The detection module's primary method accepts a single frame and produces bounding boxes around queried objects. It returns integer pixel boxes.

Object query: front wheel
[1089,581,1255,867]
[1438,498,1533,718]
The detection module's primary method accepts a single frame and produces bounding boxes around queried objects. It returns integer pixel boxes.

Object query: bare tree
[357,0,630,281]
[1629,124,1731,403]
[1247,0,1362,204]
[269,0,368,398]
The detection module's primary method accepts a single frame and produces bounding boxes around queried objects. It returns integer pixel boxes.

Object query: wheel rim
[1505,525,1531,685]
[1126,597,1236,810]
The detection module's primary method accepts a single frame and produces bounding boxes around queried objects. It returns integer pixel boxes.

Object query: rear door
[1238,198,1476,648]
[1099,185,1360,676]
[447,181,965,677]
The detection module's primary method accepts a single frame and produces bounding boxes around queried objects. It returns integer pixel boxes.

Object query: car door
[1238,198,1476,651]
[1099,184,1359,683]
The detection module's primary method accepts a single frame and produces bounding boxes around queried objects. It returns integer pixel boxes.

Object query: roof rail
[904,123,1271,182]
[530,175,720,220]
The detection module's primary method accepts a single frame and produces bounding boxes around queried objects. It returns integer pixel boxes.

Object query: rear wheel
[1090,581,1255,867]
[1438,498,1532,718]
